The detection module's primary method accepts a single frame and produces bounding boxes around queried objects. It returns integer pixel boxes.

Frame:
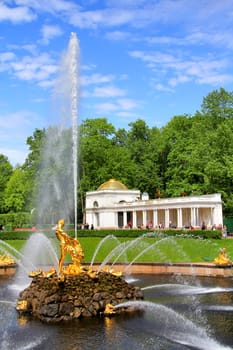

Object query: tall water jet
[35,33,79,237]
[70,32,79,239]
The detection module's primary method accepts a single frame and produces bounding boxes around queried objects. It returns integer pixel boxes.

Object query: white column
[114,212,118,228]
[177,208,182,228]
[153,209,158,228]
[143,210,147,227]
[191,208,194,227]
[165,209,169,228]
[191,207,197,227]
[123,211,127,228]
[133,211,137,228]
[196,208,199,227]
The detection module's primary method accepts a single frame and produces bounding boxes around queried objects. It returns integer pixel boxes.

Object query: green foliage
[0,154,13,213]
[0,229,222,240]
[4,169,31,212]
[201,88,233,118]
[0,212,31,229]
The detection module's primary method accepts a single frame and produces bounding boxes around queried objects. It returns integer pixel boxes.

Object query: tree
[22,128,46,210]
[0,154,13,213]
[159,115,194,196]
[4,168,30,212]
[201,87,233,119]
[78,118,116,216]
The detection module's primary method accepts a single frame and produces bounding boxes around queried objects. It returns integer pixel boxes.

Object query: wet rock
[16,271,144,322]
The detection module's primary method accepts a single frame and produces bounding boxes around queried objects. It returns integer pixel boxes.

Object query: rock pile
[16,271,144,322]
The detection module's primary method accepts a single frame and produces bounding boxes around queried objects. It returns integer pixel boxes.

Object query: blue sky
[1,0,233,166]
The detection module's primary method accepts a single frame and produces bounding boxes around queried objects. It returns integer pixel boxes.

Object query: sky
[1,0,233,166]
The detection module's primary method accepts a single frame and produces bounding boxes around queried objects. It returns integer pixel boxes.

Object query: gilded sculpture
[55,219,84,274]
[214,247,232,265]
[0,254,15,265]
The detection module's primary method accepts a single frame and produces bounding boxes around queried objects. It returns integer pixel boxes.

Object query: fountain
[0,33,233,348]
[0,229,232,349]
[15,219,144,322]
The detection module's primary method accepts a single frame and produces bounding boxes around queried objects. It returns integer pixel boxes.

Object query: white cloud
[153,83,174,93]
[94,97,139,115]
[0,3,36,23]
[92,85,126,98]
[15,0,78,13]
[117,98,138,110]
[0,146,28,166]
[0,110,45,165]
[0,51,57,85]
[40,24,63,44]
[69,8,134,29]
[0,52,16,61]
[129,49,233,88]
[94,102,118,113]
[0,52,16,72]
[105,30,133,41]
[0,110,41,129]
[81,73,115,86]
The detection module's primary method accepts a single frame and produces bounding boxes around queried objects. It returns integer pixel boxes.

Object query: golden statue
[55,219,84,274]
[103,303,116,316]
[0,254,15,265]
[214,247,232,265]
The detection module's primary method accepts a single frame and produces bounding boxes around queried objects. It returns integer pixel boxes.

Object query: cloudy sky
[1,0,233,166]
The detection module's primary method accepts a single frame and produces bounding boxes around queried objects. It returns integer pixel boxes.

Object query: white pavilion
[85,179,223,230]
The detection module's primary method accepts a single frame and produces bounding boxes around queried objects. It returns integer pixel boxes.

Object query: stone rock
[16,271,144,322]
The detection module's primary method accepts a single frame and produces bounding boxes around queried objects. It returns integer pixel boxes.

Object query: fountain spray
[69,32,79,239]
[36,33,79,237]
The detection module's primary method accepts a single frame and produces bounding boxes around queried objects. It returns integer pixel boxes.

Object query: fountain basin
[1,261,232,278]
[0,264,17,276]
[112,262,233,277]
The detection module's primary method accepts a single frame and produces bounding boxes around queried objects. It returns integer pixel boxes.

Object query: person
[201,221,206,230]
[147,221,153,229]
[222,225,227,238]
[158,222,164,229]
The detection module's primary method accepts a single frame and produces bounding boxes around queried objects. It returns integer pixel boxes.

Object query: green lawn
[4,236,233,264]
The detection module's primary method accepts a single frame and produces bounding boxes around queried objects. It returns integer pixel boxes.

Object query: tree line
[1,87,233,225]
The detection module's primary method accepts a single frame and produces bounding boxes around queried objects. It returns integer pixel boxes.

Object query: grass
[3,236,233,264]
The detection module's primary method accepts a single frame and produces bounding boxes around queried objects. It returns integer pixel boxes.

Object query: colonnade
[119,206,216,229]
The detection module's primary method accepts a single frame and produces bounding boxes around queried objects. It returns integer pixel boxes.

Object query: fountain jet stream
[114,301,232,350]
[0,240,36,273]
[109,234,147,269]
[69,32,79,239]
[35,33,79,234]
[90,235,121,267]
[123,237,173,273]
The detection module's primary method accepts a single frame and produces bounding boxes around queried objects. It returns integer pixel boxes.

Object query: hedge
[0,228,222,240]
[0,212,31,230]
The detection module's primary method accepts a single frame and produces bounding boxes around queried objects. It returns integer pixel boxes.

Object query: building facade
[85,179,223,230]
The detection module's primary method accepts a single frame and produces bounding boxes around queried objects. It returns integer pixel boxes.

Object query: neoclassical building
[85,179,223,230]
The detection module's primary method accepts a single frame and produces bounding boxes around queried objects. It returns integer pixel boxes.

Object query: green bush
[0,212,31,229]
[0,228,222,240]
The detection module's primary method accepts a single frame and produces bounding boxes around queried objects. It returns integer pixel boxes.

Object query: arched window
[93,201,99,208]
